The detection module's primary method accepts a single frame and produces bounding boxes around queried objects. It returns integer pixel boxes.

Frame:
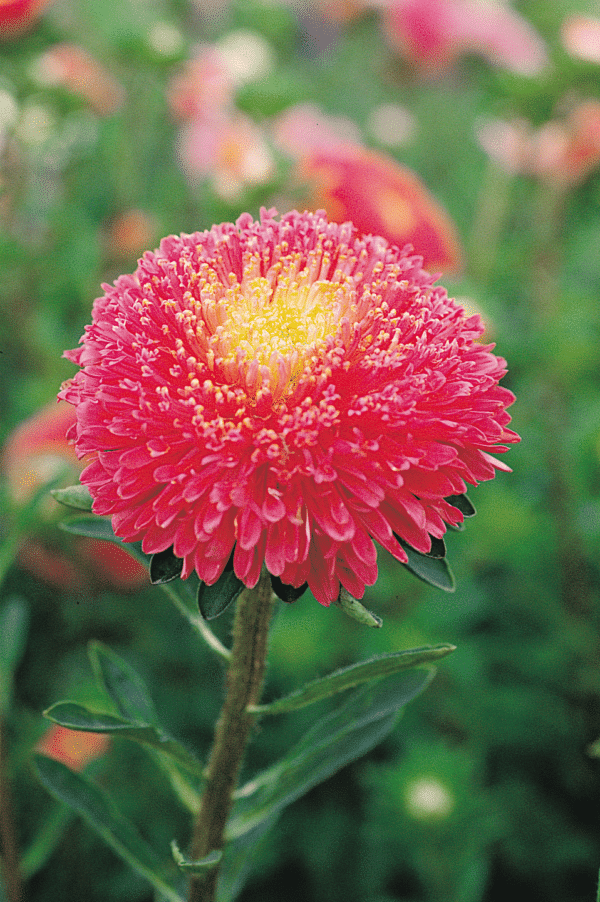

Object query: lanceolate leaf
[398,538,456,592]
[248,644,455,716]
[0,596,29,716]
[150,548,184,585]
[33,755,184,902]
[51,484,94,512]
[89,642,157,725]
[220,669,433,899]
[44,702,204,777]
[228,668,433,841]
[197,569,245,621]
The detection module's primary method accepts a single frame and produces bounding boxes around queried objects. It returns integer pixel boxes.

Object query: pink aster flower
[59,209,518,606]
[378,0,548,76]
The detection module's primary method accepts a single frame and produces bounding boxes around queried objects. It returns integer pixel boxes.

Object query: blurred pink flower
[32,43,124,115]
[37,724,110,772]
[274,104,462,273]
[561,16,600,66]
[0,0,52,37]
[177,112,274,202]
[379,0,547,75]
[167,44,234,122]
[477,101,600,188]
[2,403,148,591]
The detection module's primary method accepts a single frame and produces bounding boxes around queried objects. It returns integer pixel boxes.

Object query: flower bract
[60,209,518,605]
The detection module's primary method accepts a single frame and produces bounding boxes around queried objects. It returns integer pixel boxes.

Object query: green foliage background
[1,1,600,900]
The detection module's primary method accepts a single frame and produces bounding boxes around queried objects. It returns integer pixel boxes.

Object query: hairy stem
[188,569,275,902]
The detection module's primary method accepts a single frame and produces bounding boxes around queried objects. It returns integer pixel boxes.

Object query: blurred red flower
[275,105,462,273]
[379,0,547,75]
[562,15,600,67]
[0,0,52,37]
[2,403,148,591]
[37,724,110,772]
[60,209,517,606]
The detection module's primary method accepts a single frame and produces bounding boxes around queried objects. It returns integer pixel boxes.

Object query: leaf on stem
[89,642,157,725]
[171,840,222,874]
[220,669,433,900]
[51,484,94,512]
[43,702,204,778]
[0,596,29,716]
[33,755,185,902]
[248,644,455,716]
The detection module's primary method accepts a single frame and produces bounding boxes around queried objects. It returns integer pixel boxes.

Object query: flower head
[60,209,518,606]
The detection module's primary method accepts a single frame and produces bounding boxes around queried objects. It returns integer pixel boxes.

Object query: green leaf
[51,484,94,512]
[220,669,433,899]
[33,755,184,902]
[228,668,433,841]
[89,642,157,725]
[399,539,456,592]
[150,548,184,585]
[198,569,245,621]
[171,840,222,874]
[0,596,29,716]
[332,588,382,627]
[44,702,204,778]
[248,644,455,716]
[59,515,120,542]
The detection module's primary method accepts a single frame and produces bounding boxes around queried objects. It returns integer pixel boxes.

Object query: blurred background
[1,1,600,900]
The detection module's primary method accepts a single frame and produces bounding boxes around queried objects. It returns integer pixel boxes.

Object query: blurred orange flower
[2,403,148,591]
[37,724,110,772]
[0,0,52,37]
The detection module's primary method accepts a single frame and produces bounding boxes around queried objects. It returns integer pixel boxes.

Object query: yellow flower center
[193,251,356,399]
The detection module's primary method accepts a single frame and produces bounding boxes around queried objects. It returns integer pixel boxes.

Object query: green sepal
[89,641,157,725]
[43,702,204,777]
[248,644,455,716]
[197,569,245,621]
[171,840,222,874]
[51,484,94,512]
[59,515,120,542]
[150,548,184,585]
[446,493,476,517]
[332,588,382,627]
[270,575,308,603]
[398,538,456,592]
[33,755,185,902]
[228,668,433,841]
[0,596,29,716]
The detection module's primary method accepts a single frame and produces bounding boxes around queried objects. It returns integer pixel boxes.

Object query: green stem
[188,569,276,902]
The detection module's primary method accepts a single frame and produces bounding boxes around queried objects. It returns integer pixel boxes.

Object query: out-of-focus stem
[0,724,24,902]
